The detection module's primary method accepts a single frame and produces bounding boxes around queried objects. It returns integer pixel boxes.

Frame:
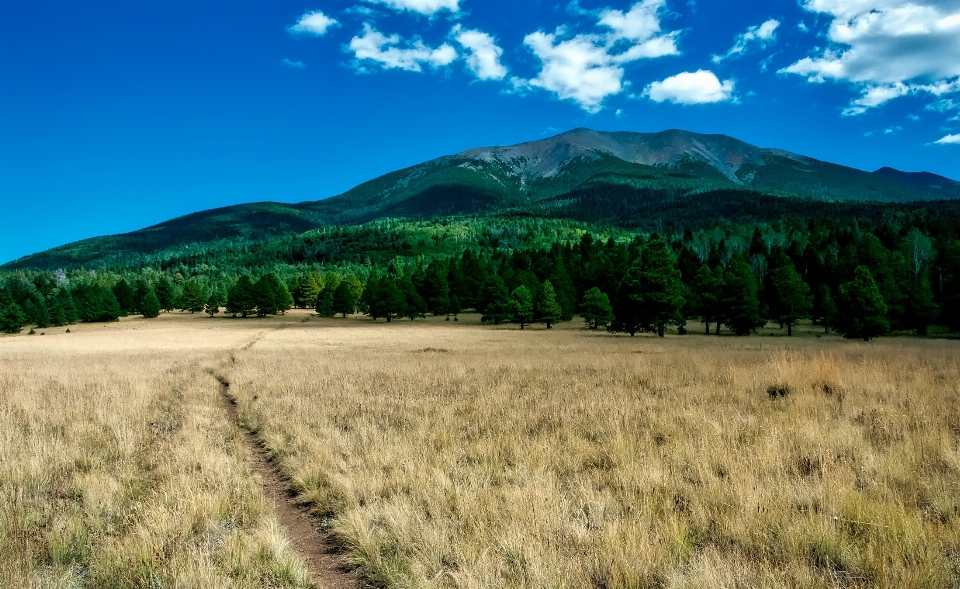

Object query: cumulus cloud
[598,0,667,41]
[288,10,338,36]
[349,23,457,72]
[364,0,459,16]
[713,19,779,62]
[519,0,680,112]
[281,58,306,68]
[452,25,507,81]
[780,1,960,115]
[934,134,960,144]
[643,70,736,104]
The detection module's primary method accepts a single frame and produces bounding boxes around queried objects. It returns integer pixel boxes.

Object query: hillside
[5,128,958,270]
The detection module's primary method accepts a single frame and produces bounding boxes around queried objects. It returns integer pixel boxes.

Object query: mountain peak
[458,127,806,183]
[872,166,957,188]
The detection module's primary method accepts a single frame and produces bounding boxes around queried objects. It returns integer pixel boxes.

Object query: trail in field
[217,373,360,589]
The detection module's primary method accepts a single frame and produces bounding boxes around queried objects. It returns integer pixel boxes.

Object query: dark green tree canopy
[836,266,889,341]
[580,287,613,330]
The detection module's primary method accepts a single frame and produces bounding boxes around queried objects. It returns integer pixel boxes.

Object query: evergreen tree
[636,237,685,337]
[22,296,50,328]
[252,276,278,317]
[579,287,613,330]
[422,262,450,315]
[510,285,534,330]
[74,284,122,323]
[449,294,461,318]
[836,266,889,341]
[225,276,256,318]
[316,290,335,317]
[204,293,221,317]
[901,276,938,335]
[813,284,837,334]
[291,273,322,309]
[691,265,723,334]
[401,276,427,320]
[332,281,356,317]
[141,289,161,319]
[179,280,206,313]
[722,256,765,336]
[769,262,813,336]
[47,295,69,327]
[154,276,177,312]
[362,275,383,319]
[265,274,293,314]
[609,258,644,336]
[378,277,406,323]
[0,302,27,333]
[535,280,563,329]
[479,275,510,325]
[113,279,136,315]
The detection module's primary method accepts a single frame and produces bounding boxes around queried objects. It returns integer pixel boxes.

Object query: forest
[2,209,959,340]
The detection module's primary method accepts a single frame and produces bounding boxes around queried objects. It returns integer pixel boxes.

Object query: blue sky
[1,0,959,263]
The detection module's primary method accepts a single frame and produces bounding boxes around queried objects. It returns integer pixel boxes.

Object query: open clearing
[2,310,959,588]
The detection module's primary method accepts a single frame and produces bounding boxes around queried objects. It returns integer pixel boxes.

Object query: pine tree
[113,279,136,315]
[401,276,427,320]
[154,276,177,312]
[204,293,220,317]
[535,280,563,329]
[422,262,450,315]
[692,265,723,334]
[332,281,356,317]
[479,275,510,325]
[265,274,293,314]
[379,277,406,323]
[769,262,813,336]
[225,276,256,318]
[837,266,889,341]
[179,280,206,313]
[813,284,837,334]
[0,302,27,333]
[722,256,764,336]
[637,237,685,337]
[141,289,161,319]
[580,287,613,330]
[510,285,534,330]
[252,276,278,317]
[609,258,644,336]
[22,296,50,329]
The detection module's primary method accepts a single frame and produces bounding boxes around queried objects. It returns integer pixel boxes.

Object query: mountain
[6,128,960,270]
[872,166,959,191]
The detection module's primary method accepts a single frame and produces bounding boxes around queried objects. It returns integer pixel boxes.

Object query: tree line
[2,215,958,340]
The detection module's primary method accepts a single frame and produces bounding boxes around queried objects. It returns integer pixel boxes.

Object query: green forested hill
[4,128,958,271]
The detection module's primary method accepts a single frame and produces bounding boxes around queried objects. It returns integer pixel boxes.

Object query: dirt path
[218,376,361,589]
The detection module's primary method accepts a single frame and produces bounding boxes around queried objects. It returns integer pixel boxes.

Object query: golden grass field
[2,311,959,588]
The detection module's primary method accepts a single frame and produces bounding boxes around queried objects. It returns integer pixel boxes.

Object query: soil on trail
[219,381,360,589]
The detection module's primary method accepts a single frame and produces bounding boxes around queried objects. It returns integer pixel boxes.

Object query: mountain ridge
[4,127,959,270]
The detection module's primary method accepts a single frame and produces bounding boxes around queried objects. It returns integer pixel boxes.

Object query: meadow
[2,311,959,588]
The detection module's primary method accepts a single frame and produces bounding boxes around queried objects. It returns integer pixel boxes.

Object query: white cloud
[364,0,459,16]
[523,32,626,113]
[934,134,960,144]
[644,70,736,104]
[288,10,338,36]
[781,1,960,115]
[348,24,457,72]
[452,25,507,80]
[598,0,667,41]
[713,19,780,62]
[281,58,305,68]
[519,1,680,112]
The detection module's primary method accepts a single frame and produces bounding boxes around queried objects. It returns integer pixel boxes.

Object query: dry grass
[0,315,312,588]
[225,316,960,588]
[3,312,960,588]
